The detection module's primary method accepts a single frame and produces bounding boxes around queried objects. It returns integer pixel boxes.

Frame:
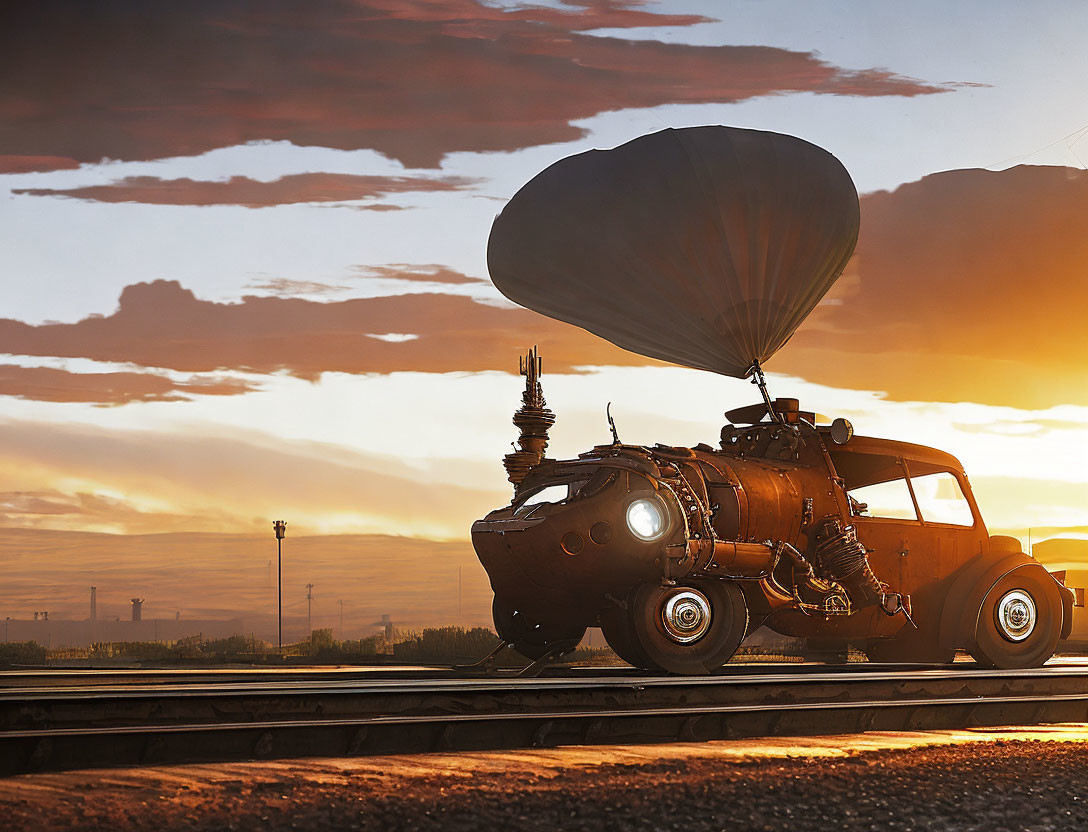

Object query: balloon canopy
[487,126,860,378]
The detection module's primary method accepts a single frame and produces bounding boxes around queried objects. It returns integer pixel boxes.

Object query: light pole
[338,599,344,640]
[306,583,314,637]
[273,520,286,653]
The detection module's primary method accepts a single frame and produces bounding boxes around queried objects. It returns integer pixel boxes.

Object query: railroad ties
[2,662,1088,775]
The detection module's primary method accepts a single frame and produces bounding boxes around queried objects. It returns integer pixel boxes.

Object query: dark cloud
[12,173,475,207]
[777,165,1088,407]
[0,155,80,174]
[0,364,257,405]
[0,0,948,170]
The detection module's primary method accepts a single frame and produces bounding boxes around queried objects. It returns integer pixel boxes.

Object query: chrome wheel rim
[995,589,1036,643]
[660,588,712,644]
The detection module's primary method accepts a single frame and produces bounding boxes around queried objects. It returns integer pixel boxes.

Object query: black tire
[969,570,1062,669]
[600,595,660,671]
[492,597,586,661]
[629,580,748,675]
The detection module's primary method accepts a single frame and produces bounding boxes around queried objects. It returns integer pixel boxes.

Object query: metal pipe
[747,360,784,424]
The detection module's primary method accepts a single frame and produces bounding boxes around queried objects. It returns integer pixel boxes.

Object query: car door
[840,454,920,600]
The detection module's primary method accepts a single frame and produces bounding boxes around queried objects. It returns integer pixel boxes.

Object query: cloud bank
[0,0,947,171]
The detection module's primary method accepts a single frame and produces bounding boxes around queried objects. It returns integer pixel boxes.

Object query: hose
[813,522,883,608]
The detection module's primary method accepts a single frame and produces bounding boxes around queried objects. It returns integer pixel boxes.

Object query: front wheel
[492,597,586,661]
[600,595,660,671]
[969,570,1062,669]
[628,580,748,674]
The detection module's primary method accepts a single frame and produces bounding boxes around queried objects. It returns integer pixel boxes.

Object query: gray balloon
[487,126,860,378]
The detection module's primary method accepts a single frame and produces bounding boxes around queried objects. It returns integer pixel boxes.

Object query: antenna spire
[502,346,556,492]
[606,402,620,445]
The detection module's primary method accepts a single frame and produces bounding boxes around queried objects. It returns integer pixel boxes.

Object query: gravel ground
[3,731,1087,831]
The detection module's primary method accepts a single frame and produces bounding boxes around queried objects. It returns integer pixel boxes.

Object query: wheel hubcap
[995,589,1036,642]
[660,588,712,643]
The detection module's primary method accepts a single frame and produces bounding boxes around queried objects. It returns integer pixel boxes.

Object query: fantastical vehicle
[471,126,1073,673]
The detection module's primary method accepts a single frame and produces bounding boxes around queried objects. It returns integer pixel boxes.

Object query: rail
[2,662,1087,775]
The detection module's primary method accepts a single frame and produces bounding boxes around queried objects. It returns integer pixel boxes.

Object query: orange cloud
[0,279,653,381]
[12,173,476,207]
[777,165,1088,407]
[0,364,257,405]
[4,166,1084,408]
[0,1,948,169]
[350,265,486,285]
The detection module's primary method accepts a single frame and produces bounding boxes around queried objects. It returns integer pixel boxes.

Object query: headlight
[626,497,666,541]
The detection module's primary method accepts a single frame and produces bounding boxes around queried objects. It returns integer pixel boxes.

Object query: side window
[909,471,975,526]
[848,478,918,521]
[832,451,919,521]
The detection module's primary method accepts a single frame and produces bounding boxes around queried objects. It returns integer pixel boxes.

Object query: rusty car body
[473,374,1072,672]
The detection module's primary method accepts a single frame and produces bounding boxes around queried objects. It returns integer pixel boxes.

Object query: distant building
[1034,538,1088,648]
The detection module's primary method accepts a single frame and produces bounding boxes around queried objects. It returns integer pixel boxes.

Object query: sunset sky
[1,1,1087,628]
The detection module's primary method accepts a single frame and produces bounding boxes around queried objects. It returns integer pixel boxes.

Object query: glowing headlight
[626,497,666,541]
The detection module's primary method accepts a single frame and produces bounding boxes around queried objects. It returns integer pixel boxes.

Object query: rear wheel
[969,570,1062,669]
[628,580,748,675]
[492,597,586,661]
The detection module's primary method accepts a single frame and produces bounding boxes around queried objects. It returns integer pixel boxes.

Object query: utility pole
[273,520,287,653]
[338,599,344,640]
[306,583,314,636]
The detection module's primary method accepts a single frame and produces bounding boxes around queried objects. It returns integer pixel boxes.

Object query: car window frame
[844,456,922,525]
[902,459,979,530]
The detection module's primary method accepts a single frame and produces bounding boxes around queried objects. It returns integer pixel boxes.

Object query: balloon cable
[748,360,784,425]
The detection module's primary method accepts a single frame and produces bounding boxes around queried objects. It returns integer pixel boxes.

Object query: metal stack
[502,346,555,491]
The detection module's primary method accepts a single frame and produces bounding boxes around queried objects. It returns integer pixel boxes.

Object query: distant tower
[381,614,393,641]
[90,586,97,622]
[503,346,555,491]
[131,598,144,622]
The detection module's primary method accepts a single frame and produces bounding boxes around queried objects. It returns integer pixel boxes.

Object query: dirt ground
[3,726,1087,831]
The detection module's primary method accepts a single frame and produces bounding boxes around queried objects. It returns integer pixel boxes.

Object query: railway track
[2,662,1087,775]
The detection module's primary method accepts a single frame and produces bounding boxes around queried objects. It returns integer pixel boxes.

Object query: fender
[1059,580,1075,640]
[938,553,1057,650]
